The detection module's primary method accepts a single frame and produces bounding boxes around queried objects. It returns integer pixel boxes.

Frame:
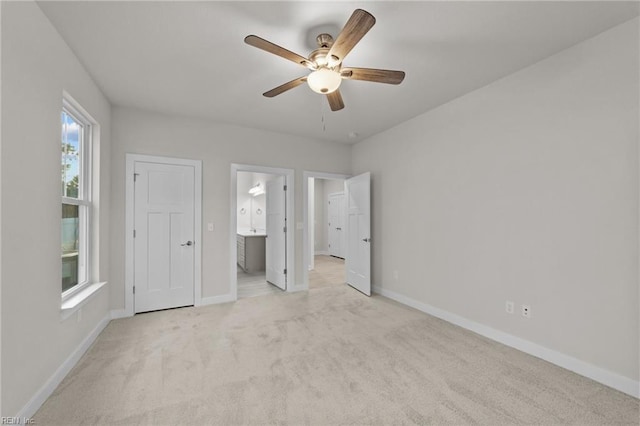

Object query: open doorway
[231,164,295,300]
[306,174,349,290]
[236,172,281,298]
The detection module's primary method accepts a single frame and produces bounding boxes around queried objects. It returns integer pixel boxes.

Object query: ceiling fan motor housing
[309,47,331,68]
[308,36,342,94]
[316,33,334,48]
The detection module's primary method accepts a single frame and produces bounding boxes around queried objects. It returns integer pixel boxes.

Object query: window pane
[61,111,82,199]
[62,203,79,292]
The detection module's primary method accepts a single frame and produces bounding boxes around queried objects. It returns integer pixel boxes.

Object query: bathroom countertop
[237,231,266,237]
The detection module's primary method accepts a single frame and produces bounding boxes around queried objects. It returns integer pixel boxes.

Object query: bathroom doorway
[231,164,295,300]
[236,171,280,298]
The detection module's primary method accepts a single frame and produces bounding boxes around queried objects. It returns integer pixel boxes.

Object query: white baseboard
[110,309,131,320]
[314,251,329,256]
[373,285,640,399]
[199,294,235,306]
[16,313,111,419]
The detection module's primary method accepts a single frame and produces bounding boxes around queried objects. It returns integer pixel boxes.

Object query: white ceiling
[38,1,639,144]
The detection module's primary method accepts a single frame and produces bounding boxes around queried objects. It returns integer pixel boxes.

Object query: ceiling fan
[244,9,405,111]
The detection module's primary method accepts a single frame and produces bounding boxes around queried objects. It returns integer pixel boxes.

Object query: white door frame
[125,154,203,316]
[231,164,295,299]
[302,171,351,290]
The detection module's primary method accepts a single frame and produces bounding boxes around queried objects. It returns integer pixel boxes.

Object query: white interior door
[345,172,371,296]
[328,192,345,258]
[266,176,286,290]
[134,161,195,313]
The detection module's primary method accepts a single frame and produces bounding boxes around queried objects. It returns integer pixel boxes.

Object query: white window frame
[61,97,93,303]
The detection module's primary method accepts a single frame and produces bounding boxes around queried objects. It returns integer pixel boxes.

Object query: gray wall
[110,107,351,304]
[1,2,112,415]
[352,18,639,382]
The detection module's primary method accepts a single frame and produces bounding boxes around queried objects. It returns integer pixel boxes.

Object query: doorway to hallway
[309,254,345,290]
[303,171,372,295]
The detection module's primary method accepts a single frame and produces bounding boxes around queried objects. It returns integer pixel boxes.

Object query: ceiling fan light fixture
[245,9,403,110]
[307,68,342,94]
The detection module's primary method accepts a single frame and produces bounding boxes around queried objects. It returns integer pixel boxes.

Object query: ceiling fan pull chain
[320,97,326,132]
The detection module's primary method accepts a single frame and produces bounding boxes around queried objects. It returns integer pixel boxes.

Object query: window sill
[60,281,107,321]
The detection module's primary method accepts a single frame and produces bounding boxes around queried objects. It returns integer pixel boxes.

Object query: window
[61,101,92,296]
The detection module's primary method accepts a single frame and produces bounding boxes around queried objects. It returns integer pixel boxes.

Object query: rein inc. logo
[1,418,35,425]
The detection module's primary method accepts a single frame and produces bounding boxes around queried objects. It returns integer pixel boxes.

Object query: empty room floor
[33,280,638,425]
[309,255,345,290]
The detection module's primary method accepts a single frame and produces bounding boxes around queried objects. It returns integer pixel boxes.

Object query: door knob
[336,227,342,230]
[181,241,193,246]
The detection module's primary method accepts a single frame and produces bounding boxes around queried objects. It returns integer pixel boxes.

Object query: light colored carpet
[34,284,638,424]
[309,255,345,290]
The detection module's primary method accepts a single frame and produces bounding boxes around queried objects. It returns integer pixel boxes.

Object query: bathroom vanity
[237,231,266,273]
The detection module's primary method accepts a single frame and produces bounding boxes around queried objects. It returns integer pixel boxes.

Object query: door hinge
[133,229,136,238]
[283,226,287,233]
[133,286,135,294]
[134,173,139,182]
[283,184,287,191]
[284,268,287,275]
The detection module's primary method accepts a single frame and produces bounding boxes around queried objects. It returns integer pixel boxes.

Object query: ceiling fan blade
[341,67,405,85]
[326,90,345,111]
[245,35,314,69]
[327,9,376,65]
[263,76,308,98]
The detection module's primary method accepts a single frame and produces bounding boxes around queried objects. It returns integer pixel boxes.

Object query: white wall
[0,3,3,414]
[237,172,252,231]
[308,178,314,270]
[237,172,272,233]
[352,18,639,385]
[1,1,111,415]
[314,178,326,253]
[110,107,351,305]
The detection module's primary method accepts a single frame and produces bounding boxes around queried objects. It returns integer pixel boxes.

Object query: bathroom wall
[237,172,273,233]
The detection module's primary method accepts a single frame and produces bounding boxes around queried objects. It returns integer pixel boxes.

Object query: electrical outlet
[207,223,214,232]
[505,301,514,314]
[522,305,531,318]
